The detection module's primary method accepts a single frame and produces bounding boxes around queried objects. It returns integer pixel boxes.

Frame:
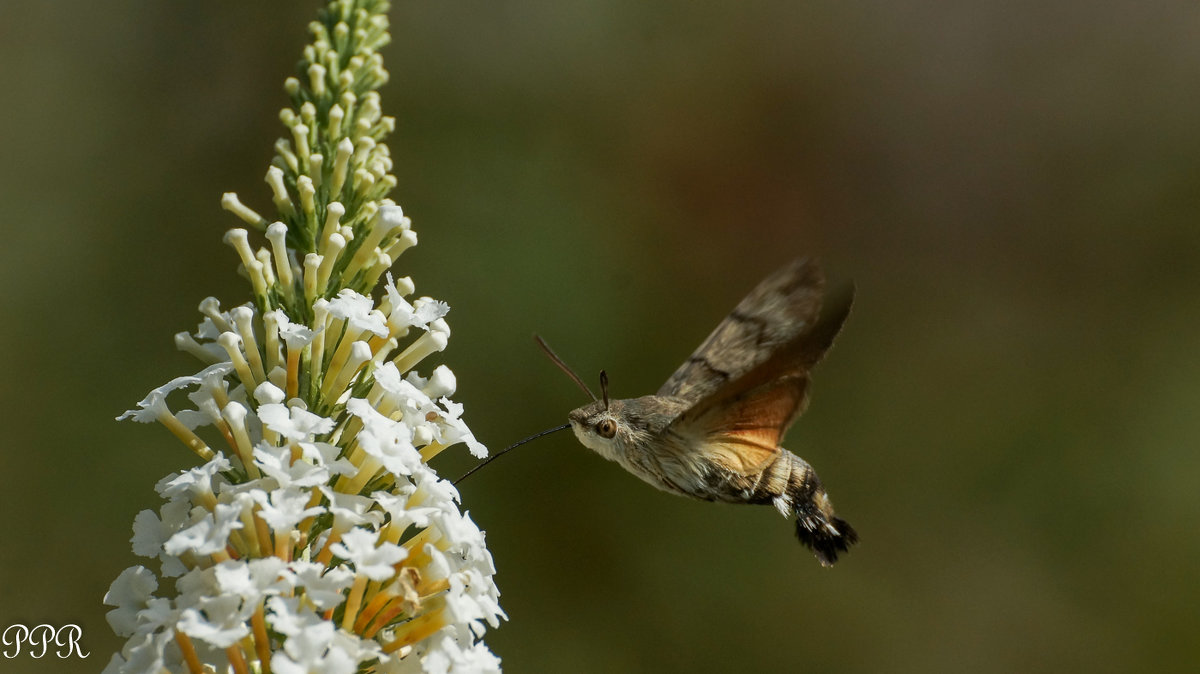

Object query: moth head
[567,370,625,450]
[533,337,632,456]
[568,396,628,456]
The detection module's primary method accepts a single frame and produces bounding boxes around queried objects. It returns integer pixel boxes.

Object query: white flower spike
[105,2,505,672]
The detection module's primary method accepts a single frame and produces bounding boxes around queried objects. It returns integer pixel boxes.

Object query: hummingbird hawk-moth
[561,258,857,566]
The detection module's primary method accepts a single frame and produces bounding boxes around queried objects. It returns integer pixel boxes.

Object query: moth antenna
[600,370,610,411]
[453,423,571,485]
[534,334,597,402]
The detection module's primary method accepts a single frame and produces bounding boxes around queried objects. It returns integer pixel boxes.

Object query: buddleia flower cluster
[103,1,504,672]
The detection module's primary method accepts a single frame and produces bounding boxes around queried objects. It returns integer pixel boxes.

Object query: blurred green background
[1,1,1198,672]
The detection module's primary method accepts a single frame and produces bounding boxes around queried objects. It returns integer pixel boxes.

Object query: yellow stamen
[322,323,366,396]
[336,455,381,496]
[341,574,369,632]
[365,568,422,638]
[297,176,317,232]
[415,577,450,598]
[262,312,282,374]
[274,529,292,562]
[309,301,331,394]
[327,105,345,143]
[175,332,222,365]
[285,345,301,400]
[245,259,271,311]
[265,166,295,219]
[156,410,214,461]
[255,249,276,287]
[329,137,354,199]
[220,193,267,231]
[218,333,258,393]
[221,403,261,479]
[251,603,272,674]
[316,528,343,566]
[419,441,449,463]
[223,229,257,279]
[265,224,296,303]
[273,138,299,174]
[290,124,311,168]
[309,153,324,190]
[360,252,393,294]
[318,202,345,256]
[225,643,250,674]
[174,630,204,674]
[383,229,417,262]
[322,340,372,402]
[390,328,447,374]
[251,508,274,558]
[303,253,321,303]
[296,488,323,541]
[315,234,345,294]
[382,597,447,653]
[354,588,397,634]
[232,309,267,385]
[401,528,436,556]
[237,509,263,558]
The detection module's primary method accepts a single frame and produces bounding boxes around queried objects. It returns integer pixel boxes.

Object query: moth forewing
[658,257,827,403]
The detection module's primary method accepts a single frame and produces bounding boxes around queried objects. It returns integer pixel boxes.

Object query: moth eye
[595,419,617,439]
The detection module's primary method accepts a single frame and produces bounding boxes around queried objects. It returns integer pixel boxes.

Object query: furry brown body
[566,259,857,566]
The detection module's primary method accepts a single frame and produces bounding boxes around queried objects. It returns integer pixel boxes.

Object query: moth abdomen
[780,452,857,567]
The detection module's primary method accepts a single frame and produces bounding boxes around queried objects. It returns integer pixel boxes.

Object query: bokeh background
[1,1,1198,672]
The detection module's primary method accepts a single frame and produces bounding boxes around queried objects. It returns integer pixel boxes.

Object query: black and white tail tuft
[794,505,857,567]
